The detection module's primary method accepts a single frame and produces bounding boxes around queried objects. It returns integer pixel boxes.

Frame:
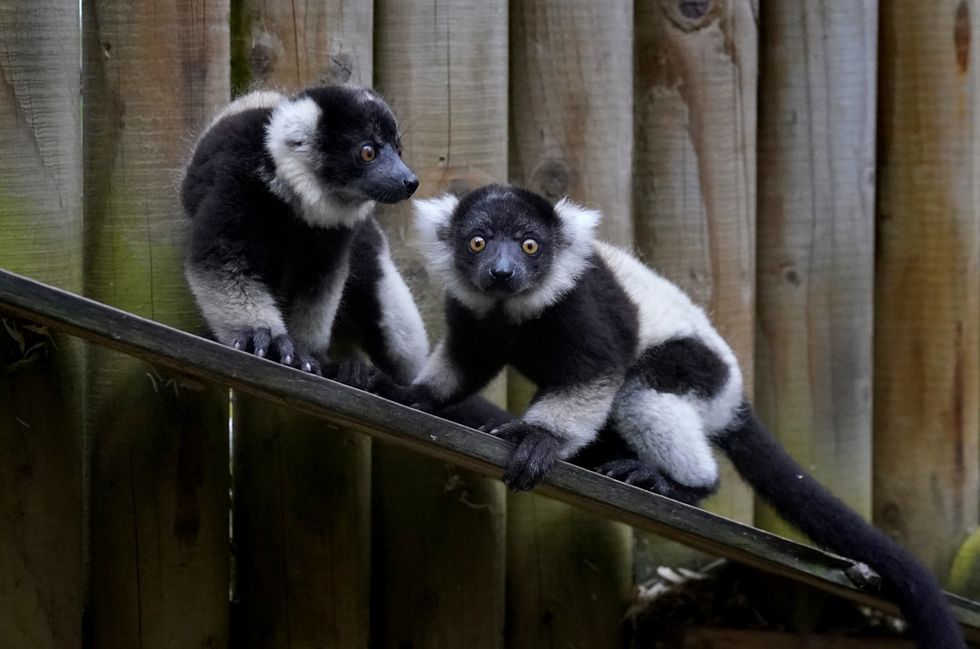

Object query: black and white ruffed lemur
[180,86,509,428]
[362,183,964,649]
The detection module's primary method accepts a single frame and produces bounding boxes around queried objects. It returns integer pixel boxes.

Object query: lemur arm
[494,375,622,491]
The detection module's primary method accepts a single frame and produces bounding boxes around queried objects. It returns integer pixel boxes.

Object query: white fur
[413,341,464,401]
[185,263,287,344]
[593,241,744,434]
[206,90,285,132]
[265,96,376,229]
[287,250,352,354]
[522,376,622,457]
[612,384,719,488]
[375,244,431,382]
[502,197,601,321]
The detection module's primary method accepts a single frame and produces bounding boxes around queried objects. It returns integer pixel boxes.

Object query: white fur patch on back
[185,263,287,344]
[265,96,375,229]
[413,195,497,315]
[503,197,601,321]
[207,90,285,132]
[522,376,621,457]
[375,243,431,382]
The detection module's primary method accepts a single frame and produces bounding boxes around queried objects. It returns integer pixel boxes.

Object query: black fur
[629,337,729,399]
[718,407,965,649]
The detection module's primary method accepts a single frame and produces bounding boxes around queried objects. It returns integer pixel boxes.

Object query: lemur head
[266,86,418,223]
[414,184,601,318]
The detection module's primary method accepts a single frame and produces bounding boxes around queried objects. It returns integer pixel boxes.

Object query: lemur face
[268,86,419,205]
[447,186,561,297]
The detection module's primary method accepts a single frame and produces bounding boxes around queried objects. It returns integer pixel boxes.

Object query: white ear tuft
[413,194,460,241]
[554,197,601,245]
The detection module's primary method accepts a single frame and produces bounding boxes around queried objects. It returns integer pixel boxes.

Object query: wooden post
[82,2,231,647]
[875,0,980,577]
[0,2,83,646]
[372,1,508,647]
[507,2,634,646]
[754,2,877,538]
[228,3,373,647]
[633,0,758,558]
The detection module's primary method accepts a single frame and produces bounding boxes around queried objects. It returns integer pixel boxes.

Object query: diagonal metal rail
[0,267,977,640]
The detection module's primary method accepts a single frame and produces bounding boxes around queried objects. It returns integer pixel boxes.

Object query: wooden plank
[0,1,83,646]
[875,1,980,577]
[633,0,758,565]
[81,1,231,647]
[755,2,877,537]
[226,3,373,647]
[372,1,509,647]
[507,2,634,645]
[678,629,913,649]
[1,270,979,640]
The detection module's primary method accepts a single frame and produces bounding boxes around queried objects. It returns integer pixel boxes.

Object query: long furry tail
[715,404,965,649]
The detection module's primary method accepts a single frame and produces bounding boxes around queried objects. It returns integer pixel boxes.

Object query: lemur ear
[266,96,320,153]
[413,194,460,242]
[554,197,601,246]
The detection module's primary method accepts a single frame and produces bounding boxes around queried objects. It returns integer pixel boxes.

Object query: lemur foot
[492,421,563,492]
[595,458,714,505]
[365,372,438,413]
[228,329,321,375]
[323,359,376,390]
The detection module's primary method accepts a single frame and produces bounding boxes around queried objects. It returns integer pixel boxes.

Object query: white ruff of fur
[502,197,600,322]
[265,96,375,229]
[206,90,285,133]
[413,195,497,315]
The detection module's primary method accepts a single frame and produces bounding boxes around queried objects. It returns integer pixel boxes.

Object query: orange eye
[522,239,539,255]
[360,144,376,162]
[469,236,486,253]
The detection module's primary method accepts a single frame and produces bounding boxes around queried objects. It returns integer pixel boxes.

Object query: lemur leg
[185,262,295,363]
[335,221,429,384]
[607,384,720,504]
[286,249,353,375]
[495,376,621,491]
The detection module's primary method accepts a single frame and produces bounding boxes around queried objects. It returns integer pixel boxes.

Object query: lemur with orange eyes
[365,184,964,649]
[181,86,508,427]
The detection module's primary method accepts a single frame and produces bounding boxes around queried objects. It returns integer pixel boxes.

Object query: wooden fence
[1,0,978,647]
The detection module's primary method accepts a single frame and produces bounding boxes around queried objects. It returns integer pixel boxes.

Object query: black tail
[715,404,965,649]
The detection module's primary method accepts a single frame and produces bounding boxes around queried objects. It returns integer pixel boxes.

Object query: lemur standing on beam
[180,86,510,427]
[365,184,965,649]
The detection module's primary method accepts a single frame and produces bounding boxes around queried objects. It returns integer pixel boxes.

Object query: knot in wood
[531,157,572,202]
[326,51,354,84]
[658,0,716,32]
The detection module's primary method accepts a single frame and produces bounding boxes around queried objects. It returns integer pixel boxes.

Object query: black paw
[323,360,376,390]
[293,351,322,375]
[270,334,295,366]
[595,458,715,505]
[366,375,437,412]
[495,422,564,492]
[230,327,275,358]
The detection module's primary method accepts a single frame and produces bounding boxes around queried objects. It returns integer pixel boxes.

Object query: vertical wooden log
[228,3,373,647]
[372,2,508,647]
[633,0,758,536]
[507,2,634,646]
[232,0,371,92]
[0,2,83,646]
[82,2,231,647]
[754,2,877,538]
[875,0,980,577]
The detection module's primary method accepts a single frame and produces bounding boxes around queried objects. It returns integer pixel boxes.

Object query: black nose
[404,177,419,196]
[490,267,513,281]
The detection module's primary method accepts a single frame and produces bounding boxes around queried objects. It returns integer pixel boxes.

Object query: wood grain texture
[227,3,373,647]
[633,0,758,561]
[0,1,83,646]
[754,2,877,538]
[874,0,980,578]
[507,2,634,643]
[233,0,371,91]
[372,1,509,647]
[509,0,634,246]
[1,269,979,640]
[677,629,913,649]
[82,1,231,647]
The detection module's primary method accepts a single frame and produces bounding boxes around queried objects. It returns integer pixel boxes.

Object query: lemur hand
[229,329,320,374]
[492,420,563,491]
[365,373,439,413]
[323,360,376,391]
